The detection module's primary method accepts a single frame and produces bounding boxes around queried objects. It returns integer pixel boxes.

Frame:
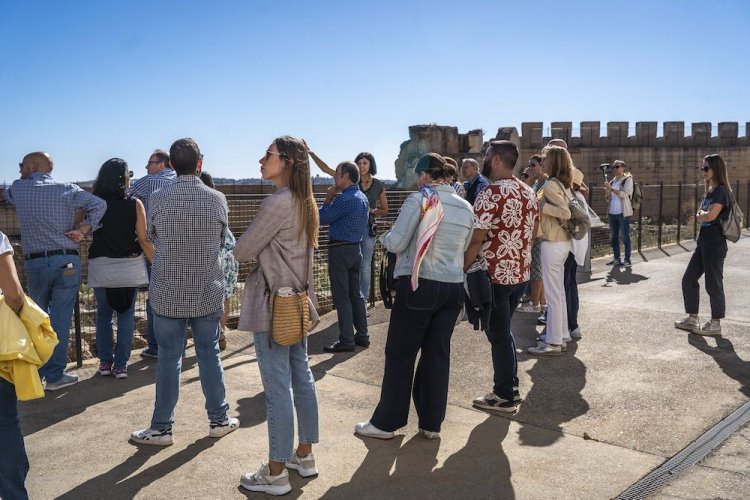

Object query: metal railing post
[637,196,643,253]
[746,181,750,229]
[676,182,682,243]
[657,182,664,248]
[74,294,83,368]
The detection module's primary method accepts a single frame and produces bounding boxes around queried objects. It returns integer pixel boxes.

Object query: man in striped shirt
[127,149,176,358]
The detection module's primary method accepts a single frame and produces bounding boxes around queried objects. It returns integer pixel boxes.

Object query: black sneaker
[512,388,523,403]
[354,336,370,348]
[472,393,517,413]
[324,341,355,353]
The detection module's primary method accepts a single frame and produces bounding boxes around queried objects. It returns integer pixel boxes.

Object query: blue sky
[1,0,749,183]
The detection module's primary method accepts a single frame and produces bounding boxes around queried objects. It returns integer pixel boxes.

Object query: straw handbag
[267,245,312,346]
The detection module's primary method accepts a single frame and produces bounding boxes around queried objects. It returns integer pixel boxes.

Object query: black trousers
[682,224,728,319]
[486,282,526,401]
[328,244,368,345]
[564,253,579,331]
[371,277,464,433]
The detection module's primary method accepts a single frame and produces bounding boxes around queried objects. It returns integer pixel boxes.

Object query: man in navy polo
[3,151,106,390]
[319,161,370,352]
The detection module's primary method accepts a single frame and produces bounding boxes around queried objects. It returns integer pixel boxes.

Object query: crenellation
[691,122,711,146]
[718,122,738,146]
[394,121,750,188]
[580,121,601,147]
[550,122,572,144]
[607,122,629,147]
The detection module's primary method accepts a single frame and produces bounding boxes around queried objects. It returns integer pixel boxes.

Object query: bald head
[547,139,568,150]
[20,151,53,177]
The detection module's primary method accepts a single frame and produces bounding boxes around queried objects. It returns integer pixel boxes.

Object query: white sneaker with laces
[472,392,517,413]
[130,427,174,446]
[697,320,722,336]
[240,462,292,496]
[528,341,562,356]
[537,334,569,351]
[674,316,701,334]
[569,327,582,339]
[354,421,394,439]
[517,303,541,313]
[285,452,318,477]
[209,417,240,438]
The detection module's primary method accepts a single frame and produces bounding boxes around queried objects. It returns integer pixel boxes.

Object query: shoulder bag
[267,245,314,346]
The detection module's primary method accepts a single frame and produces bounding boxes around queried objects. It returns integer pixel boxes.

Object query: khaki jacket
[538,179,572,242]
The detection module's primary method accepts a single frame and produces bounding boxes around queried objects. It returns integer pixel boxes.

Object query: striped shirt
[319,185,369,242]
[148,175,228,318]
[127,168,177,215]
[2,172,106,254]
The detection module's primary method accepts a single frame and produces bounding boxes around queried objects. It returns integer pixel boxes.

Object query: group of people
[0,134,737,497]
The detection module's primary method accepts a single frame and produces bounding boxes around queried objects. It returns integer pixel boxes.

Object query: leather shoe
[324,341,355,353]
[354,336,370,348]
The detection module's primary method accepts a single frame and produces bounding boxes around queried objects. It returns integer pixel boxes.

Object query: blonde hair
[541,145,573,189]
[274,136,320,248]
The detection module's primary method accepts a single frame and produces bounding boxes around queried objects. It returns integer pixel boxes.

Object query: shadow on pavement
[512,318,589,446]
[19,345,253,437]
[57,437,216,499]
[689,335,750,398]
[604,266,649,286]
[321,417,514,498]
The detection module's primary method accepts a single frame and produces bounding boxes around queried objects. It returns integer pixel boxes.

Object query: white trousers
[541,240,572,345]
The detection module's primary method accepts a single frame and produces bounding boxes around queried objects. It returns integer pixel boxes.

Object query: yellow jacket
[0,295,59,400]
[538,178,573,242]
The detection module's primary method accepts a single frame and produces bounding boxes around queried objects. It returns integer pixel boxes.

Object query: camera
[599,163,612,171]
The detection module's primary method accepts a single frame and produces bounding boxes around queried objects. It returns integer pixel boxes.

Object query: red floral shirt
[473,178,539,285]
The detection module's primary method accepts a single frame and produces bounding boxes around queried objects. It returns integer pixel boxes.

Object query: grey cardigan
[233,188,319,333]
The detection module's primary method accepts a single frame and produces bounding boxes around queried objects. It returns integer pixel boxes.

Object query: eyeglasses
[264,150,287,160]
[199,154,204,160]
[18,162,23,170]
[701,165,711,172]
[128,170,134,178]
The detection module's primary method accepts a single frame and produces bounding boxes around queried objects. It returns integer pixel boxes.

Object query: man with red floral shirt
[464,140,539,413]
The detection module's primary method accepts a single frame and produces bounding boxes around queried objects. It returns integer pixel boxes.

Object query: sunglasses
[701,165,711,172]
[264,150,288,160]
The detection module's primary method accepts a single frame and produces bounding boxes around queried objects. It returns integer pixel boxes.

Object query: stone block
[521,122,543,148]
[663,122,685,146]
[580,121,601,146]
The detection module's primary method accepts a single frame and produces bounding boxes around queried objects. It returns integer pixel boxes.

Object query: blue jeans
[24,254,81,383]
[486,282,526,402]
[359,234,377,301]
[93,287,137,369]
[0,378,29,500]
[150,309,229,430]
[253,331,319,462]
[608,213,631,262]
[145,262,157,352]
[328,244,368,345]
[371,277,464,433]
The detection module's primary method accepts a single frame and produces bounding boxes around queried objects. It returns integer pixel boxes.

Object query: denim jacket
[380,184,474,283]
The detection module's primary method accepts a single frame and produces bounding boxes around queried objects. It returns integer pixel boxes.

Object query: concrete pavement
[19,235,750,498]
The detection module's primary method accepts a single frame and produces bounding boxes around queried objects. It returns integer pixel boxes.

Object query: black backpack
[379,251,398,309]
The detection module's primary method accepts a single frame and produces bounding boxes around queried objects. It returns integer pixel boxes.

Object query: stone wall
[395,121,750,189]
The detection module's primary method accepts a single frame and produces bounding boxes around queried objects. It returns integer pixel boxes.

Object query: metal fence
[2,182,748,366]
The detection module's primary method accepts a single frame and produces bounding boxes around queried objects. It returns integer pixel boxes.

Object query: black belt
[24,249,79,260]
[328,240,359,248]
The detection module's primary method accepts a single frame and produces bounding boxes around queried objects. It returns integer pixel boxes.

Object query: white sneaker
[418,428,440,439]
[527,341,562,356]
[240,462,292,496]
[697,320,722,336]
[130,427,173,446]
[354,421,394,440]
[285,452,318,477]
[569,327,582,339]
[536,334,568,351]
[209,417,240,438]
[674,316,701,334]
[517,303,541,313]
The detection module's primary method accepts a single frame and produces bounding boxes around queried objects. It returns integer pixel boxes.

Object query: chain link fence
[2,182,748,365]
